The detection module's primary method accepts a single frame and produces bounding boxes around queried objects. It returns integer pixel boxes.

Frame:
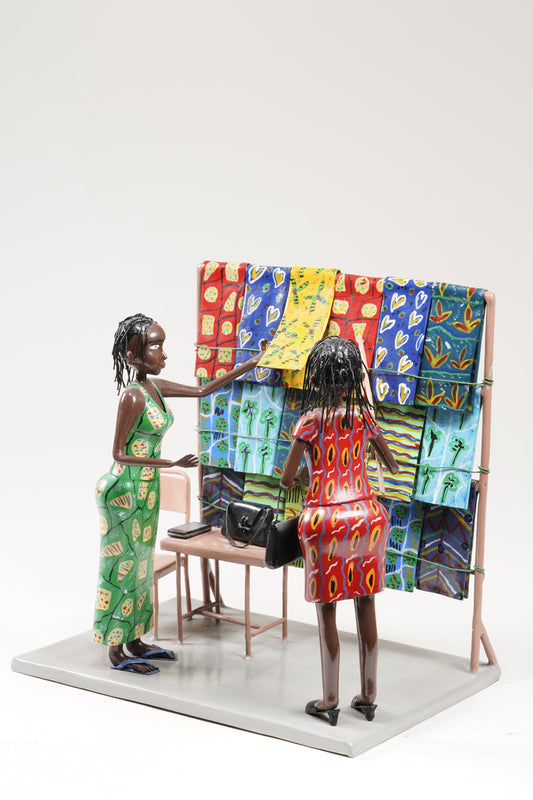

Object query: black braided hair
[300,336,375,430]
[112,313,154,393]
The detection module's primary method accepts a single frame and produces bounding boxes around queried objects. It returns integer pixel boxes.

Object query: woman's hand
[171,454,199,469]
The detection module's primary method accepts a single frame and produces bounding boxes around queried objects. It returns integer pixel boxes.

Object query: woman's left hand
[171,454,200,468]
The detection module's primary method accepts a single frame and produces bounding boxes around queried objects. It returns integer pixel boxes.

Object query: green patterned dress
[93,382,173,646]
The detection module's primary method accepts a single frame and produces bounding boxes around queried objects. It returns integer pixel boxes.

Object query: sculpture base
[11,599,500,757]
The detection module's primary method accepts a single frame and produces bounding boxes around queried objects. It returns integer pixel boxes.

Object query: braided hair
[112,313,154,393]
[300,336,375,430]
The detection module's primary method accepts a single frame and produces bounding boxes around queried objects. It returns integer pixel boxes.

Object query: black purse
[222,501,274,548]
[222,490,302,569]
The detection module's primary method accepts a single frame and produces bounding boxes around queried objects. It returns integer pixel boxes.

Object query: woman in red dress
[281,336,396,725]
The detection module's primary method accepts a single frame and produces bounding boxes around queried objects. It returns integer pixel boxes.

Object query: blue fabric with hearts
[234,265,291,385]
[371,278,432,406]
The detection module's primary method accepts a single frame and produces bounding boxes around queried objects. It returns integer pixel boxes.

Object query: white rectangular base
[11,599,500,757]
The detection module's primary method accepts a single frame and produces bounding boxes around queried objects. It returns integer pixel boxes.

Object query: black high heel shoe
[305,700,340,726]
[351,696,377,721]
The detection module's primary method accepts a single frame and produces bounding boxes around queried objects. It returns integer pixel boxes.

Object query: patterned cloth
[371,278,432,406]
[243,473,284,516]
[366,403,426,501]
[234,264,291,385]
[415,283,485,412]
[416,483,477,600]
[195,260,247,380]
[414,386,482,510]
[293,408,389,603]
[234,384,286,475]
[272,388,304,479]
[198,381,243,469]
[200,466,245,529]
[93,383,173,646]
[382,499,425,592]
[326,272,384,367]
[259,266,338,387]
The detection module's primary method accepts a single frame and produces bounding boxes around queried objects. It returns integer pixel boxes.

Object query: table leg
[201,557,209,603]
[282,565,288,640]
[245,564,251,658]
[215,560,220,618]
[176,553,183,644]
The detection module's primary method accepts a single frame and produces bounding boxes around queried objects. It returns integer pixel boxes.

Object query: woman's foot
[351,696,377,721]
[305,700,340,726]
[127,638,177,661]
[109,645,159,675]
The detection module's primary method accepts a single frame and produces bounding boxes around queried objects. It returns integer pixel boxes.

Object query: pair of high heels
[305,697,377,726]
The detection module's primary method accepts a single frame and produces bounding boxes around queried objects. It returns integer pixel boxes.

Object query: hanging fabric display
[326,272,384,367]
[382,498,425,592]
[234,384,286,475]
[414,385,482,510]
[233,264,291,385]
[416,483,477,600]
[198,381,243,469]
[366,403,426,500]
[200,467,245,528]
[259,266,338,388]
[195,260,247,380]
[415,283,485,412]
[371,277,432,406]
[243,473,285,515]
[272,389,305,479]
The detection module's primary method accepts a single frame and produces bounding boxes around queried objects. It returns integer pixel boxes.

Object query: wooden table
[160,529,288,657]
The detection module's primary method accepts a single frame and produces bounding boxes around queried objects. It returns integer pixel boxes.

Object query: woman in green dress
[94,314,265,675]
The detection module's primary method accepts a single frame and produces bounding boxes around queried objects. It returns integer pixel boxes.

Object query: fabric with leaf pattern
[371,277,432,406]
[234,384,286,475]
[415,283,485,412]
[233,264,291,385]
[414,386,482,509]
[382,499,425,592]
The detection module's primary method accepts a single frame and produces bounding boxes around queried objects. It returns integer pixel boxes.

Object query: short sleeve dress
[93,382,173,646]
[293,408,389,603]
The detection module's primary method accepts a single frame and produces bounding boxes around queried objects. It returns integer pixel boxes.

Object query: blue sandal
[138,648,178,661]
[110,657,160,674]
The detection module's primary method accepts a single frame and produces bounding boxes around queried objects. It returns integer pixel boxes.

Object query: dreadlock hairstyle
[300,336,375,430]
[112,313,154,394]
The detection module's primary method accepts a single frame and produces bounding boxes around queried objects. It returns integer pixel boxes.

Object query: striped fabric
[243,473,284,516]
[367,404,426,500]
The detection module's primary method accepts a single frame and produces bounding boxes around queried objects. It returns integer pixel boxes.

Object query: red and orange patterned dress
[293,408,389,603]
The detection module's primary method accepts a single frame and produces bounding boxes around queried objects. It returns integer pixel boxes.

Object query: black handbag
[222,501,274,548]
[222,492,302,569]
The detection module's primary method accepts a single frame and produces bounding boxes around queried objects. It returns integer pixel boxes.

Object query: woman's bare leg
[354,595,378,704]
[315,602,340,709]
